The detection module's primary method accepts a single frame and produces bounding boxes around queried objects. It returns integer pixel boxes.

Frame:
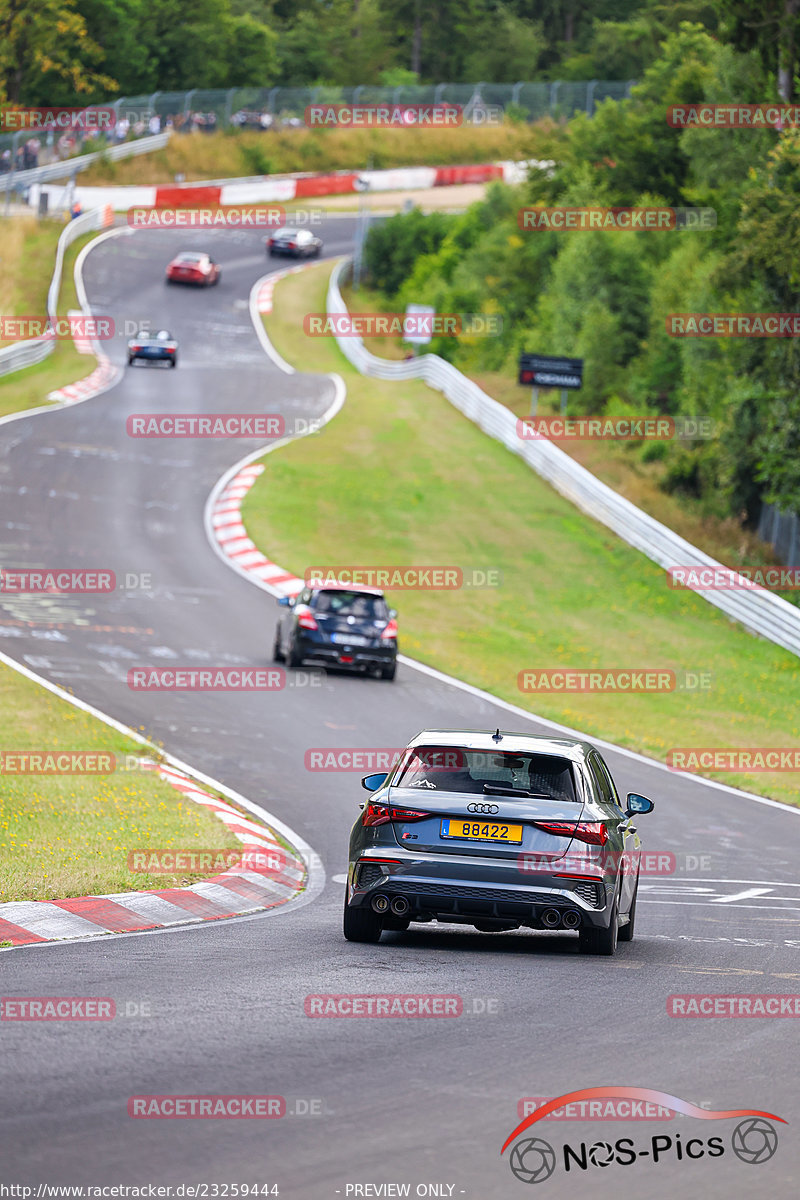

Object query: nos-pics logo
[501,1087,783,1184]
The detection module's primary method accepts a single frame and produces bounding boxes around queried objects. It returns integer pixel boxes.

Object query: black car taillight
[381,618,398,640]
[533,820,608,846]
[362,803,430,827]
[296,606,318,631]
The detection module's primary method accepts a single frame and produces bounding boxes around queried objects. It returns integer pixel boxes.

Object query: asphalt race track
[1,220,798,1198]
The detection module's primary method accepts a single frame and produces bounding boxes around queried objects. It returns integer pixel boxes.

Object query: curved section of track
[0,222,797,1197]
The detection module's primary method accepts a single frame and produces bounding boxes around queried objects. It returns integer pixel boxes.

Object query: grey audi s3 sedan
[344,728,654,955]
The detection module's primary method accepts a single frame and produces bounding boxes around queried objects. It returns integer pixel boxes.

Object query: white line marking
[711,887,774,904]
[640,900,800,913]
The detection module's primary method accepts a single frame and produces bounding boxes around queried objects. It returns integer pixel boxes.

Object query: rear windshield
[312,589,388,620]
[395,746,578,802]
[177,253,204,262]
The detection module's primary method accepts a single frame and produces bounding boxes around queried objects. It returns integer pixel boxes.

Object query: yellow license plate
[440,818,523,844]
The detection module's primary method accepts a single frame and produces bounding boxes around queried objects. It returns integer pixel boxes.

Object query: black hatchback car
[266,228,323,258]
[273,583,398,679]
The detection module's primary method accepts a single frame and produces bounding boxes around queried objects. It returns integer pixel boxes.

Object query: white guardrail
[328,257,800,660]
[0,207,112,378]
[0,132,171,194]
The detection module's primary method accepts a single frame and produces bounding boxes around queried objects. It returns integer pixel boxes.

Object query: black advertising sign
[518,353,583,389]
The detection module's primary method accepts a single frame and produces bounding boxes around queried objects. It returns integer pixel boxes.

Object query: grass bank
[340,280,787,595]
[0,230,104,420]
[0,667,241,903]
[240,261,800,806]
[81,123,543,185]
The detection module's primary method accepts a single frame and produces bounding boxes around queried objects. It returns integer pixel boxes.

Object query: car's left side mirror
[626,792,654,816]
[278,595,293,607]
[362,772,389,792]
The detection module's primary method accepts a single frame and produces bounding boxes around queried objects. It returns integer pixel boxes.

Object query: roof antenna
[492,728,502,742]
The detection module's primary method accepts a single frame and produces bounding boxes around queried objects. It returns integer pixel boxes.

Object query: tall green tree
[0,0,115,103]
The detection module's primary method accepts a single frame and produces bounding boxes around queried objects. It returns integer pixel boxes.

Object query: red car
[165,251,220,286]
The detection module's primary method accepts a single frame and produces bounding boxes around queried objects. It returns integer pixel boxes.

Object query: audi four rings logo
[467,802,499,814]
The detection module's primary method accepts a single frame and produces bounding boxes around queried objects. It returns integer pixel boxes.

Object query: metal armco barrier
[0,132,171,194]
[327,258,800,661]
[0,207,113,378]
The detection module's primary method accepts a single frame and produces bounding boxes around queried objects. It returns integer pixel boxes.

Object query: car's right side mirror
[626,792,654,816]
[362,772,389,792]
[278,595,293,607]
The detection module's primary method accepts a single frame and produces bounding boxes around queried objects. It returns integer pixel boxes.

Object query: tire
[287,639,303,668]
[619,879,638,942]
[169,357,177,368]
[380,662,396,681]
[343,895,383,943]
[127,355,135,366]
[579,891,619,956]
[272,629,284,663]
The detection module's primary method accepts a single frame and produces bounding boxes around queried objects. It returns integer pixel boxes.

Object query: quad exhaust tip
[371,894,390,914]
[562,909,581,929]
[541,908,562,928]
[390,896,410,916]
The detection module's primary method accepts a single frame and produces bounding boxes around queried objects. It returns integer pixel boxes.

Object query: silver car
[344,728,654,955]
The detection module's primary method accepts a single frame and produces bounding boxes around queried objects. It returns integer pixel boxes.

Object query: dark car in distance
[266,228,323,258]
[273,583,397,679]
[127,329,178,367]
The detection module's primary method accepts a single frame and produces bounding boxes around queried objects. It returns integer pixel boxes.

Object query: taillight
[362,803,429,827]
[288,241,296,249]
[533,820,608,846]
[381,618,398,640]
[296,607,318,631]
[362,802,391,827]
[131,344,141,352]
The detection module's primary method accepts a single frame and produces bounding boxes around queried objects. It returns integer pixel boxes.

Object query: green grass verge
[80,123,545,186]
[340,281,789,596]
[0,217,65,346]
[241,261,800,806]
[0,231,107,420]
[0,668,242,901]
